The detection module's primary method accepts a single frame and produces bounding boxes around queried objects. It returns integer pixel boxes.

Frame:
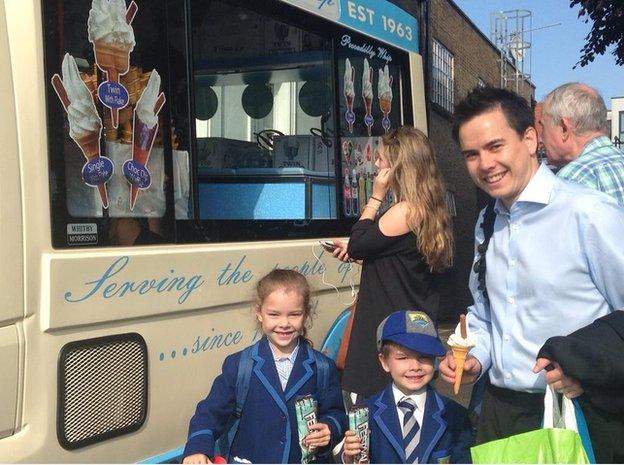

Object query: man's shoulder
[551,174,618,210]
[560,143,624,177]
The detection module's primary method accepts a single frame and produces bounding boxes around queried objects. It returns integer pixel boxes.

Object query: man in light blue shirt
[439,86,624,444]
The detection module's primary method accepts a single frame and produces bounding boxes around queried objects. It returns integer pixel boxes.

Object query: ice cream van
[0,0,426,461]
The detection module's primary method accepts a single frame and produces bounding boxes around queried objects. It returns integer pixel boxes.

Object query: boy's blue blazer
[364,384,473,463]
[184,337,346,463]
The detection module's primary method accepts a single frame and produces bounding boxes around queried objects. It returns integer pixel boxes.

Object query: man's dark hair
[452,86,534,142]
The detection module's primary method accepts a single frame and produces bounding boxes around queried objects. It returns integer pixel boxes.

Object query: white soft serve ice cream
[61,53,101,139]
[87,0,135,49]
[362,59,373,100]
[447,321,477,348]
[343,58,355,100]
[378,65,392,100]
[135,70,161,129]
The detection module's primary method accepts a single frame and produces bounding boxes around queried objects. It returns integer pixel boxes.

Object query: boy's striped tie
[398,397,420,463]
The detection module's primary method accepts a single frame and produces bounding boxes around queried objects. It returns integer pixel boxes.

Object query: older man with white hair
[539,82,624,206]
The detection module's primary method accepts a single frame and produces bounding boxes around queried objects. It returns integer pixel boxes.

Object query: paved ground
[433,322,473,408]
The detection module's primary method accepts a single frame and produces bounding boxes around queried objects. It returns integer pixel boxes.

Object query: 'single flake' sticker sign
[51,54,113,209]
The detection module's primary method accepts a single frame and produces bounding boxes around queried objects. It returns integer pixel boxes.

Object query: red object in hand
[212,456,227,464]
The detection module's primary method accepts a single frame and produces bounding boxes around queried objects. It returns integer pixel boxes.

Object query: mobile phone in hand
[319,240,336,252]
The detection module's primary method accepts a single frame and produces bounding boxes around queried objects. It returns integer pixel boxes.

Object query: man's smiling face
[459,107,539,208]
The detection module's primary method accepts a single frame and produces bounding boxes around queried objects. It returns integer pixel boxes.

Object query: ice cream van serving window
[43,0,412,247]
[189,0,339,242]
[186,0,411,242]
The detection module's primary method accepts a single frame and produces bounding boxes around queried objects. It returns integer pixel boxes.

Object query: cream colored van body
[0,1,426,461]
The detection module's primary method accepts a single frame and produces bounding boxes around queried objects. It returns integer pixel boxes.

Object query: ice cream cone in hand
[451,346,469,395]
[447,314,476,395]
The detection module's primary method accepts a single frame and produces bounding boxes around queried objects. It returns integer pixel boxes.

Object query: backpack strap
[310,346,330,393]
[467,201,496,418]
[218,344,255,458]
[234,345,254,417]
[474,201,496,302]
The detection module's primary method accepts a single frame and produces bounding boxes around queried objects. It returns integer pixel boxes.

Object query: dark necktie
[398,397,420,463]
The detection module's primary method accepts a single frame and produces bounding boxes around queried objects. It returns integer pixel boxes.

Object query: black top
[342,218,439,397]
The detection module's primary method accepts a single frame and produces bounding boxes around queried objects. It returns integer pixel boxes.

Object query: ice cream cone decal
[362,59,374,136]
[378,65,393,132]
[343,59,355,133]
[447,314,476,395]
[123,70,165,210]
[51,54,113,209]
[88,0,137,128]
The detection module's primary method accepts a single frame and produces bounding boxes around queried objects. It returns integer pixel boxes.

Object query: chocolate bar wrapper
[295,395,317,464]
[349,405,370,464]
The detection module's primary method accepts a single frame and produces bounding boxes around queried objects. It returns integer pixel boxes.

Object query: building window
[619,111,624,140]
[431,39,454,113]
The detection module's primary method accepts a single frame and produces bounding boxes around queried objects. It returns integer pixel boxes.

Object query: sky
[453,0,622,108]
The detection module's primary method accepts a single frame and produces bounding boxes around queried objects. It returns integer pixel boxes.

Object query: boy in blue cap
[342,310,473,463]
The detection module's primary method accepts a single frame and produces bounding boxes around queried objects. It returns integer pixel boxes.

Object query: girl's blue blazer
[184,337,346,463]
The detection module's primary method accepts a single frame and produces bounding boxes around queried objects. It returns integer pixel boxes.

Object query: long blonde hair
[381,126,454,271]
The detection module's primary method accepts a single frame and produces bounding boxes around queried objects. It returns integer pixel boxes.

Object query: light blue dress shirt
[468,163,624,392]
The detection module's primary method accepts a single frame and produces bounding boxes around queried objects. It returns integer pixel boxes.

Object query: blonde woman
[331,125,454,398]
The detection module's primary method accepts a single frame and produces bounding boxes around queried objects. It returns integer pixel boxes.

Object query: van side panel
[0,0,24,326]
[0,327,18,440]
[0,0,24,443]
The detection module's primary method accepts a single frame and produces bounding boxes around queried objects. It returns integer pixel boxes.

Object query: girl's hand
[305,422,331,449]
[343,430,362,462]
[331,240,350,263]
[182,454,211,464]
[372,168,391,199]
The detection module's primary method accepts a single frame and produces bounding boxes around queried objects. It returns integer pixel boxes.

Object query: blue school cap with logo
[376,310,446,357]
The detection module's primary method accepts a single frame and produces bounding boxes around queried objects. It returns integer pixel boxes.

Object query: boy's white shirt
[392,383,426,430]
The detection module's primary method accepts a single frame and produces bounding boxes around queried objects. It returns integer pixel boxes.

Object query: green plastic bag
[470,427,589,464]
[471,386,594,464]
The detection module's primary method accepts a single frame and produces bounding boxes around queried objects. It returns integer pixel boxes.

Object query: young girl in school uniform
[183,269,346,464]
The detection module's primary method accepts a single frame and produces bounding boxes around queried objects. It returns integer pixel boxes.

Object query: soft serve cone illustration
[123,70,165,210]
[447,314,476,395]
[88,0,137,128]
[362,59,374,136]
[378,65,393,132]
[343,58,356,133]
[51,53,113,208]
